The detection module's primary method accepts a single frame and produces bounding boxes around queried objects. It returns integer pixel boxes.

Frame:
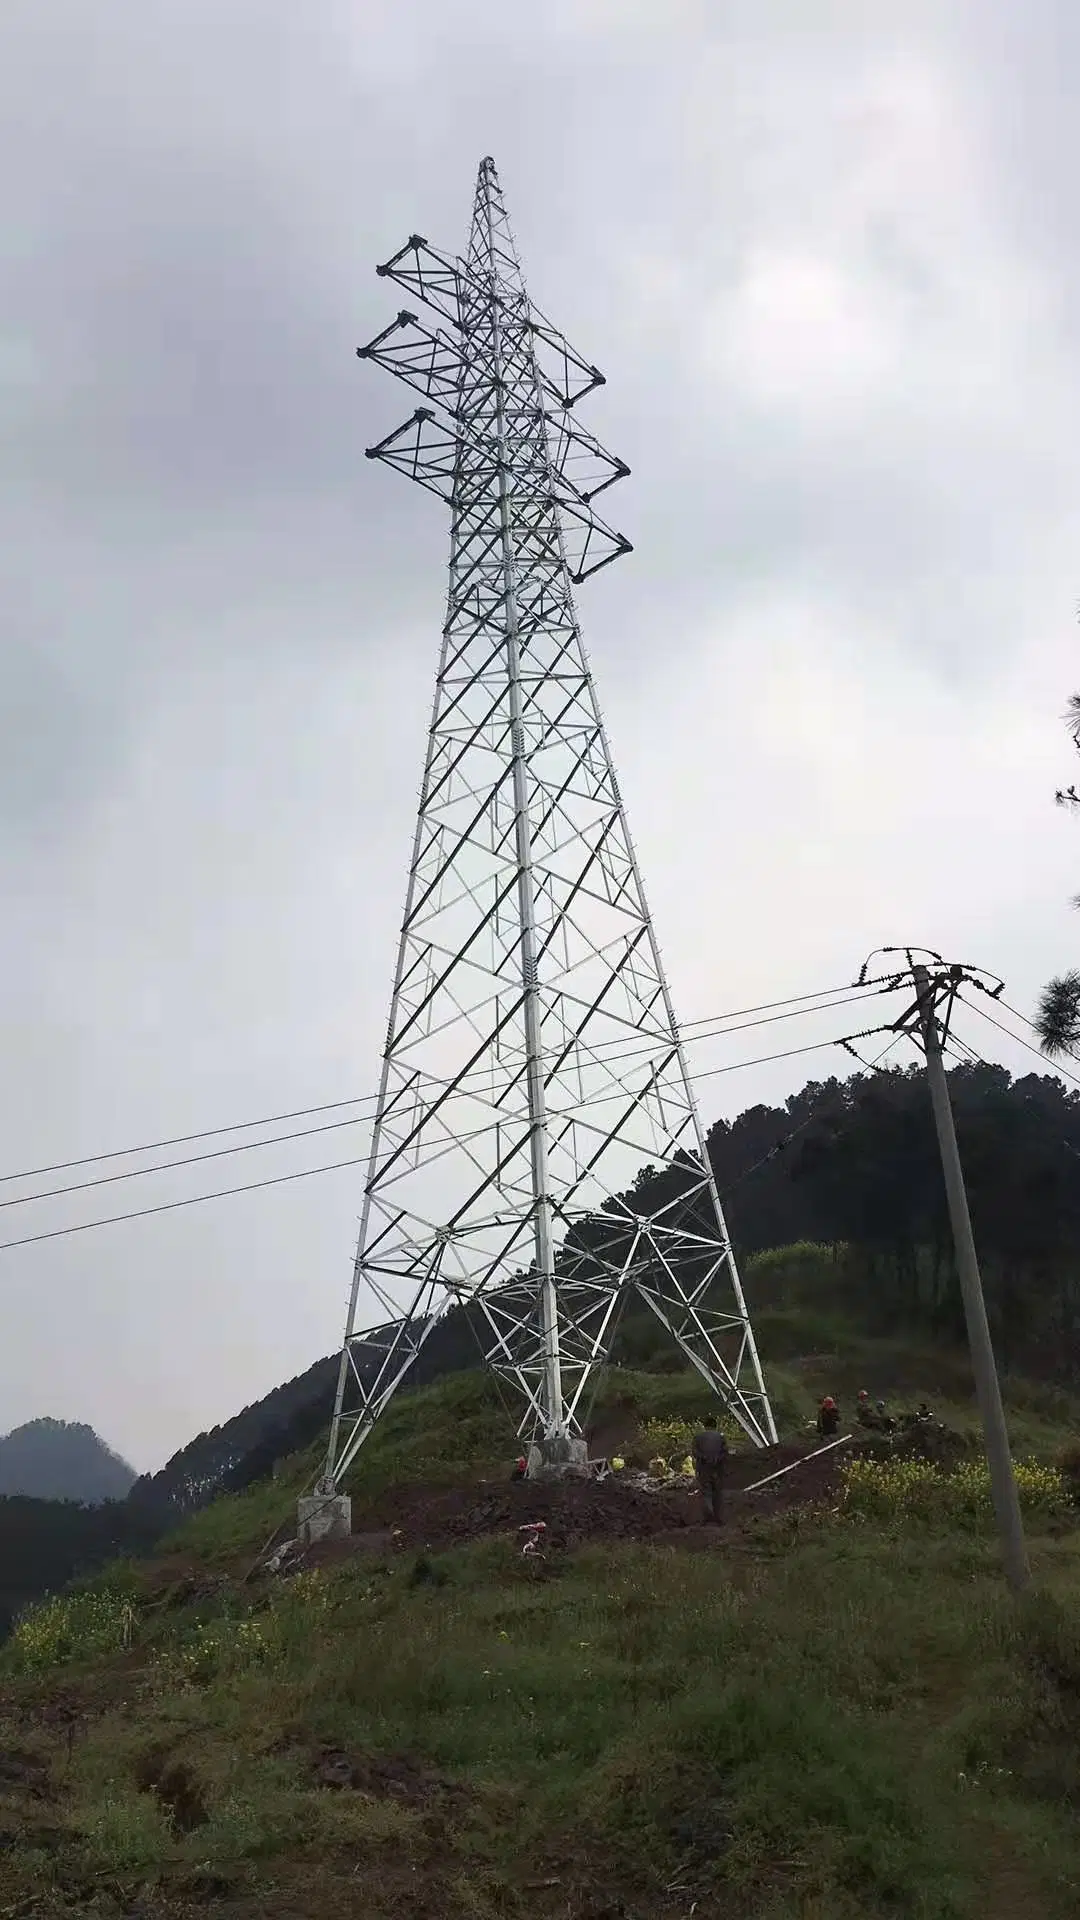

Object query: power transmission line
[0,1153,370,1253]
[713,1031,909,1203]
[957,993,1080,1090]
[0,985,898,1208]
[990,990,1073,1046]
[0,1020,897,1254]
[939,1021,1080,1165]
[0,975,899,1190]
[0,1111,370,1213]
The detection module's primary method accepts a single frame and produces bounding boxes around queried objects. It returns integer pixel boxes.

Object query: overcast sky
[2,0,1078,1470]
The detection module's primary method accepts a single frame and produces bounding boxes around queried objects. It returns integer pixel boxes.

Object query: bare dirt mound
[337,1439,848,1557]
[354,1476,695,1550]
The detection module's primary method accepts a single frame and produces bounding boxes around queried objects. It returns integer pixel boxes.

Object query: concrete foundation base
[526,1434,590,1481]
[297,1493,352,1546]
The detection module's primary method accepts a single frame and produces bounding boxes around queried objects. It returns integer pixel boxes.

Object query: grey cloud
[0,629,120,830]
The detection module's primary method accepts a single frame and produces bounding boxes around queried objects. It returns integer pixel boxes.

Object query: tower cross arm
[364,409,457,503]
[375,235,462,327]
[373,235,610,417]
[547,413,631,506]
[527,304,607,409]
[363,397,632,579]
[359,305,623,472]
[357,310,464,414]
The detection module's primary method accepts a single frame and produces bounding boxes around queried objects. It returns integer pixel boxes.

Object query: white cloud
[716,249,891,411]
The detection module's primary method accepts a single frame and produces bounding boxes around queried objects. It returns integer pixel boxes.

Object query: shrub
[153,1570,333,1688]
[641,1417,695,1463]
[3,1588,138,1675]
[840,1455,1067,1530]
[156,1611,278,1688]
[640,1412,741,1463]
[745,1240,843,1275]
[78,1794,172,1874]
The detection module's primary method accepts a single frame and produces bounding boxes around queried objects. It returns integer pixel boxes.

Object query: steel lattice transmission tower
[322,158,774,1490]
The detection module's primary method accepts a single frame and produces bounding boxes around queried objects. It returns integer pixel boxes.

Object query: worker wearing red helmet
[817,1395,840,1438]
[856,1389,876,1430]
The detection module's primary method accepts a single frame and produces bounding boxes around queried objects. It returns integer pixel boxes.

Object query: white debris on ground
[596,1461,697,1494]
[263,1538,305,1576]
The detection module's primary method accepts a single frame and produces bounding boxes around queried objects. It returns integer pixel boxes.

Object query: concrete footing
[297,1493,352,1546]
[526,1434,590,1481]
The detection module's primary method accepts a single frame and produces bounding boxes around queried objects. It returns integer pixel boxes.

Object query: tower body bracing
[323,158,775,1489]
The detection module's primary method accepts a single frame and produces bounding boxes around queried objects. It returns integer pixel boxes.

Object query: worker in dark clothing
[510,1456,527,1482]
[817,1395,840,1438]
[856,1390,876,1429]
[900,1401,933,1433]
[692,1414,728,1525]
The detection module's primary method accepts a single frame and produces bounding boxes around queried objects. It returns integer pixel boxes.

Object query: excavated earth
[315,1438,848,1562]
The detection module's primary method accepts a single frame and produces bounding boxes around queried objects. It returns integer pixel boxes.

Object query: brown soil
[1,1651,149,1735]
[313,1745,472,1808]
[134,1748,210,1833]
[311,1437,849,1564]
[0,1748,52,1798]
[140,1556,237,1609]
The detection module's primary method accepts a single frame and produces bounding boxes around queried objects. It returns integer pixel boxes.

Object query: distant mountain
[0,1418,136,1505]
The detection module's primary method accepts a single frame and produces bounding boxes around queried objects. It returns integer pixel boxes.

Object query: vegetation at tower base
[1,1362,1080,1917]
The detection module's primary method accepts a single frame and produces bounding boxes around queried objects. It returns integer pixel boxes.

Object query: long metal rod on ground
[742,1432,854,1495]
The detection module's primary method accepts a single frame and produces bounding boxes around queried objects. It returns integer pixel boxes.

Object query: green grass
[3,1516,1080,1917]
[163,1369,521,1563]
[7,1251,1080,1916]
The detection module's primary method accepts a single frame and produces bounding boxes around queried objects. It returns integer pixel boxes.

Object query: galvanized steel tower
[321,159,774,1491]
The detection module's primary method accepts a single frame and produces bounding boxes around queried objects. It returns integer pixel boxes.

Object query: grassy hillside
[5,1234,1074,1647]
[2,1324,1080,1918]
[159,1310,1080,1572]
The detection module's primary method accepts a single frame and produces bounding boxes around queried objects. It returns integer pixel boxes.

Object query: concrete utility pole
[911,965,1031,1594]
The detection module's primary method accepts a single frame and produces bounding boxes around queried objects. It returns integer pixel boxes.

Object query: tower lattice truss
[325,158,774,1487]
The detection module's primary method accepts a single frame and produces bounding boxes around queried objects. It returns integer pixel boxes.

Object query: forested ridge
[0,1418,135,1504]
[706,1058,1080,1365]
[3,1055,1078,1635]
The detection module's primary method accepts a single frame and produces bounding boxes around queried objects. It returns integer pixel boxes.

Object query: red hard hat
[822,1396,836,1410]
[858,1390,869,1401]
